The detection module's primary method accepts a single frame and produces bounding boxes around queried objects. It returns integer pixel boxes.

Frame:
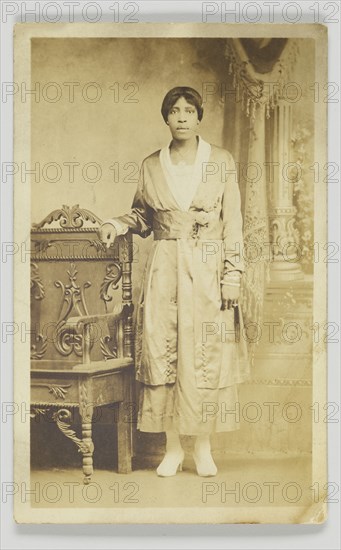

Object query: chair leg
[79,399,94,484]
[81,423,94,484]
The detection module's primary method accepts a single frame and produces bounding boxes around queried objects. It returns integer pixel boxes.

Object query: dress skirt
[136,381,240,435]
[134,238,245,436]
[137,241,239,435]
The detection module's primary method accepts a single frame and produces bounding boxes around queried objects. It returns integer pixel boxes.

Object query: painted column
[269,102,304,281]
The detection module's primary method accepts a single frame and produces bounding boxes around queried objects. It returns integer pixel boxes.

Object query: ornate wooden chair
[30,205,135,484]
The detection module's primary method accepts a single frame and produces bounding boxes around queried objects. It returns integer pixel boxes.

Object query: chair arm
[66,303,133,330]
[64,302,134,365]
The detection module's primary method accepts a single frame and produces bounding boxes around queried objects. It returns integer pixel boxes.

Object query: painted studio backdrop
[30,38,314,473]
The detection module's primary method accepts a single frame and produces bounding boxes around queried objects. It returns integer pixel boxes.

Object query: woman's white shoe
[192,449,218,477]
[156,449,185,477]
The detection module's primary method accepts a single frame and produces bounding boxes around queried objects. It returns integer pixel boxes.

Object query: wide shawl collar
[159,134,212,212]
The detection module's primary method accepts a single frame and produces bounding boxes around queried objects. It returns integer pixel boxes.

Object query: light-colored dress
[104,135,250,435]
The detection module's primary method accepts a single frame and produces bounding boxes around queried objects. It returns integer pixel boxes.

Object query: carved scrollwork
[119,237,130,262]
[30,262,45,300]
[56,328,83,357]
[79,380,94,422]
[99,302,125,359]
[50,385,72,400]
[32,204,102,230]
[54,263,92,356]
[100,335,117,360]
[52,409,92,454]
[100,262,122,303]
[31,383,72,400]
[30,407,47,418]
[30,334,48,360]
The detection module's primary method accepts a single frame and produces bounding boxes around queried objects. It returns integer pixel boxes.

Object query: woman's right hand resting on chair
[98,223,117,249]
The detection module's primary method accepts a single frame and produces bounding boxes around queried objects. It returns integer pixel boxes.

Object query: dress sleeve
[221,151,245,273]
[100,218,129,236]
[102,159,153,239]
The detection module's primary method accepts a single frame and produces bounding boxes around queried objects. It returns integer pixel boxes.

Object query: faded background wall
[31,38,228,223]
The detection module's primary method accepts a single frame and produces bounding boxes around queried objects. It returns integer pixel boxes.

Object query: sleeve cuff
[102,218,129,236]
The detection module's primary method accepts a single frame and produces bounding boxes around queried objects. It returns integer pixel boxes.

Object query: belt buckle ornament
[190,222,200,240]
[191,210,210,241]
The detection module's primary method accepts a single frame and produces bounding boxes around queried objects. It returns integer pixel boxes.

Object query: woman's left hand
[221,284,240,310]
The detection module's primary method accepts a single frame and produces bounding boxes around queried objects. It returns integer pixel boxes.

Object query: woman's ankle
[194,434,211,453]
[165,430,183,453]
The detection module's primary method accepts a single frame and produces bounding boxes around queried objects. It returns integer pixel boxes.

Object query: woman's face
[167,96,199,140]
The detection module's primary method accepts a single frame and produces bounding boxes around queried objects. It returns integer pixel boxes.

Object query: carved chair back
[30,205,133,367]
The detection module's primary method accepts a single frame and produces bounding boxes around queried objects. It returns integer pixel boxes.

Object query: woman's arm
[220,151,244,311]
[221,151,245,275]
[102,159,153,239]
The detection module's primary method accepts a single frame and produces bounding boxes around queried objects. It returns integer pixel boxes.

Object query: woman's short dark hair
[161,86,204,123]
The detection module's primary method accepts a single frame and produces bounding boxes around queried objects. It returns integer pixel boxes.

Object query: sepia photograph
[13,22,327,524]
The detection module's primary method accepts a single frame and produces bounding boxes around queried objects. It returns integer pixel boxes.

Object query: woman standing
[99,87,249,477]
